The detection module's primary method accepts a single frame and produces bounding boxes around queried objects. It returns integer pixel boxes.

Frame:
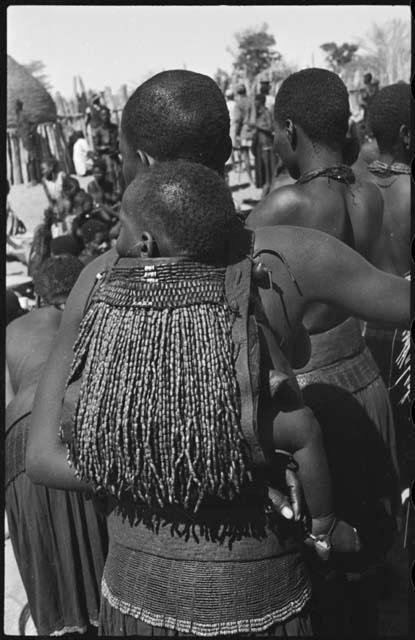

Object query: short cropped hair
[50,235,81,257]
[274,68,350,150]
[80,220,109,244]
[368,83,411,153]
[33,256,84,305]
[124,160,237,264]
[121,70,231,171]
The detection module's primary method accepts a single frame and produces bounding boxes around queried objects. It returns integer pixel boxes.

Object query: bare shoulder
[352,173,384,214]
[249,184,307,228]
[61,248,118,325]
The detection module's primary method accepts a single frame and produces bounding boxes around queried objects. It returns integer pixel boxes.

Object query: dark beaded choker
[368,160,410,178]
[297,164,356,186]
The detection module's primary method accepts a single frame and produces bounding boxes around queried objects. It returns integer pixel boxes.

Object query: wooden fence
[7,109,123,185]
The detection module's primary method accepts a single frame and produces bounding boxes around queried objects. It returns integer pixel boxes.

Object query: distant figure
[231,84,254,183]
[260,79,275,114]
[92,107,120,188]
[71,191,113,247]
[252,93,275,197]
[86,94,104,132]
[72,131,93,176]
[87,159,120,218]
[225,89,235,120]
[27,208,54,279]
[15,99,41,185]
[6,255,108,636]
[78,219,110,266]
[359,72,380,130]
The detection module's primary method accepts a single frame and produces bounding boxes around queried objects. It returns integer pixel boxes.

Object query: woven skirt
[5,414,109,636]
[98,599,313,637]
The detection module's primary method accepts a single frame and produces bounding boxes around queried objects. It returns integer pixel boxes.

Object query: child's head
[33,256,84,306]
[50,235,81,258]
[80,219,109,247]
[62,176,80,200]
[116,159,237,265]
[92,159,107,181]
[41,157,59,179]
[73,190,94,215]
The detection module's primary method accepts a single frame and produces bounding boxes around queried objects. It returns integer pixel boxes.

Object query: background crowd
[4,10,412,640]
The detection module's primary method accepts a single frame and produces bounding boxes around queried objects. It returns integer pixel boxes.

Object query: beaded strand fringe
[66,263,252,514]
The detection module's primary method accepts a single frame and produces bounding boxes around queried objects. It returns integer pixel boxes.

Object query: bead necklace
[297,164,356,186]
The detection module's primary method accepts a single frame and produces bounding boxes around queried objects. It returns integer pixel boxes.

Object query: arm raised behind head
[26,249,117,490]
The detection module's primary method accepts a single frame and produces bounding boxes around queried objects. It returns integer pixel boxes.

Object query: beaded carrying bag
[66,229,301,517]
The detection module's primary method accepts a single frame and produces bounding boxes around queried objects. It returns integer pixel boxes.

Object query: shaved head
[121,70,232,173]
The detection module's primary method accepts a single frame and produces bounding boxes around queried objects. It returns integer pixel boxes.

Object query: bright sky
[7,4,411,97]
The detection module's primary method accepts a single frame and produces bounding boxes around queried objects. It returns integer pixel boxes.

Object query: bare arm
[272,407,333,519]
[26,249,117,489]
[255,226,410,333]
[298,227,410,329]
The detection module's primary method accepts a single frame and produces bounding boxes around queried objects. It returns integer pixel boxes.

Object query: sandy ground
[4,166,411,635]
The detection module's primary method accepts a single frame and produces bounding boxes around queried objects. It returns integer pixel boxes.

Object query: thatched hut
[7,55,73,184]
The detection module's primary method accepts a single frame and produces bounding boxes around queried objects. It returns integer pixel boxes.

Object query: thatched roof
[7,55,57,128]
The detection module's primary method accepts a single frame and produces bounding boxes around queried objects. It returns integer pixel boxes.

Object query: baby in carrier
[63,159,359,561]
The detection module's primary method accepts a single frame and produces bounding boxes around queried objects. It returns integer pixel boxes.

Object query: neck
[297,143,344,176]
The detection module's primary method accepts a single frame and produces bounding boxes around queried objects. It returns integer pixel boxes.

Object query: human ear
[136,150,155,167]
[140,232,156,258]
[286,120,297,150]
[399,124,410,151]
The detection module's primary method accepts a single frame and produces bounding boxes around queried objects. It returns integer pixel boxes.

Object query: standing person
[6,255,108,637]
[252,93,275,197]
[249,68,399,635]
[364,83,413,498]
[366,83,411,279]
[92,107,120,189]
[27,160,387,637]
[359,73,380,127]
[260,79,275,114]
[25,70,409,638]
[73,131,93,177]
[231,84,254,183]
[15,99,41,185]
[85,94,104,147]
[40,156,73,237]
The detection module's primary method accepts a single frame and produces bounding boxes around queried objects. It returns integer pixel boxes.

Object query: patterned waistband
[296,317,364,374]
[363,322,397,343]
[102,541,311,636]
[296,346,380,394]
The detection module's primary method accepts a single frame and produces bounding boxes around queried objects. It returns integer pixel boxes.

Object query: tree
[228,23,281,89]
[357,19,410,86]
[22,60,52,91]
[337,19,410,89]
[320,42,359,76]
